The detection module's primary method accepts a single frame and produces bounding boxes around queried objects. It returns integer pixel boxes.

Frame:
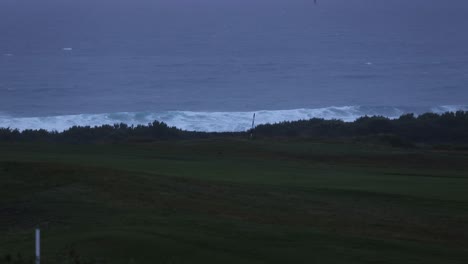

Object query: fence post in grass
[35,228,40,264]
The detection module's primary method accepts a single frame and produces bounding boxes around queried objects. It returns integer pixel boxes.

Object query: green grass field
[1,139,467,263]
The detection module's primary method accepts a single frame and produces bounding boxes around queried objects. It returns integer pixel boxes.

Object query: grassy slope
[0,139,467,263]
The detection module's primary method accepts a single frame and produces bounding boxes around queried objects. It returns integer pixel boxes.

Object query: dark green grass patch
[1,140,467,263]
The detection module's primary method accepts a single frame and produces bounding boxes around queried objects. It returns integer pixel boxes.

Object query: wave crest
[0,105,467,132]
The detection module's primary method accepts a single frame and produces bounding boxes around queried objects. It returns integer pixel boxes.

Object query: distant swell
[1,105,467,132]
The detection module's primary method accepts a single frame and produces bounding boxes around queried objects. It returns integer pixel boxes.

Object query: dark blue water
[1,0,468,131]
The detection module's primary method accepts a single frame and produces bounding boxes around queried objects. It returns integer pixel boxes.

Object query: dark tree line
[1,112,468,145]
[0,121,217,143]
[252,111,468,145]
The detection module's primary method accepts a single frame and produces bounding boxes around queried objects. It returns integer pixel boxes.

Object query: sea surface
[1,0,468,131]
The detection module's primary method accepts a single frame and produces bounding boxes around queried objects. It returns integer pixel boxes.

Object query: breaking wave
[0,105,467,132]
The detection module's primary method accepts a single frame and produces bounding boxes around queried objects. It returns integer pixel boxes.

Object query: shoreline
[1,105,467,132]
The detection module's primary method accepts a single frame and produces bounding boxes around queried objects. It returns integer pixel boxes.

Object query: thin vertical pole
[35,229,40,264]
[250,113,256,139]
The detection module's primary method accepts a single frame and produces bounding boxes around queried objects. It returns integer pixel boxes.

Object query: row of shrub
[0,121,225,143]
[253,111,468,144]
[1,111,467,145]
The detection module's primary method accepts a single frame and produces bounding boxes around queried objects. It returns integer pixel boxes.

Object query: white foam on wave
[431,105,468,113]
[0,105,466,132]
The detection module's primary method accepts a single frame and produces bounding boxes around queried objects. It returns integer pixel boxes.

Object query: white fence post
[35,229,40,264]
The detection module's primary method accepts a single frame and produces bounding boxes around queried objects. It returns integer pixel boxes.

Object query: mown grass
[0,139,467,263]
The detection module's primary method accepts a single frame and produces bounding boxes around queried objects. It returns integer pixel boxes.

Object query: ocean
[1,0,468,131]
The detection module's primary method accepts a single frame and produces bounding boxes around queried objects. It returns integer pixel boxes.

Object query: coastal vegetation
[1,111,468,146]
